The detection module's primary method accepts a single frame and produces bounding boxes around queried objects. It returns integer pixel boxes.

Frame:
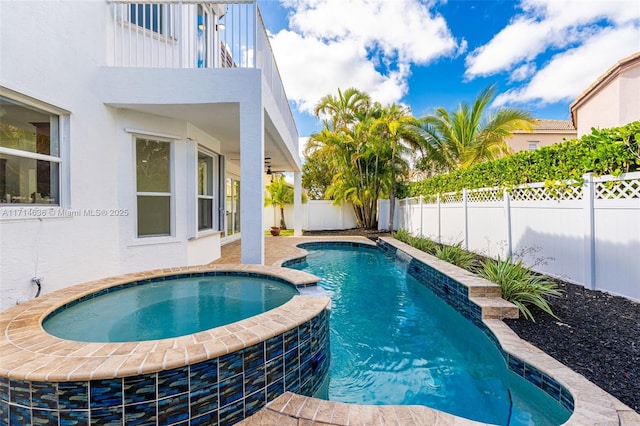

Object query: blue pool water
[288,246,571,425]
[43,276,298,342]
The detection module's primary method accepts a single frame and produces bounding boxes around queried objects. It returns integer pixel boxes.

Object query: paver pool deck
[220,236,639,426]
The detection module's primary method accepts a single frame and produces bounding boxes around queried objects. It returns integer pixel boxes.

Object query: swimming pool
[43,275,299,342]
[287,243,571,425]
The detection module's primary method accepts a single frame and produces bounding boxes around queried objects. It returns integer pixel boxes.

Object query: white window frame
[528,141,539,151]
[131,131,176,240]
[196,147,219,234]
[0,88,69,210]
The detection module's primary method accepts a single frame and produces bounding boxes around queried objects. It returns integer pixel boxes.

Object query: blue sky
[257,0,640,140]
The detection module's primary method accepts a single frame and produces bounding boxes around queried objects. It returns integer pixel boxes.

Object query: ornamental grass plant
[479,256,563,322]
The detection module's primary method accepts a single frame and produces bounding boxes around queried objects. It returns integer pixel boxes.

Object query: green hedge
[404,121,640,198]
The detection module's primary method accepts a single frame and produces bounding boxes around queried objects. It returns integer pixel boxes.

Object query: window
[197,151,217,231]
[226,177,240,236]
[0,96,60,205]
[528,141,539,151]
[129,3,172,36]
[136,138,171,237]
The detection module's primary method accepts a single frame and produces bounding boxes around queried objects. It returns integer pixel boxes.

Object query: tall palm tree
[314,87,371,131]
[416,84,536,172]
[370,103,424,230]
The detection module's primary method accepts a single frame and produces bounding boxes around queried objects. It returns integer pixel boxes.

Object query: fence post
[583,173,596,290]
[463,188,469,250]
[437,194,441,244]
[405,197,409,232]
[419,195,423,238]
[504,188,512,259]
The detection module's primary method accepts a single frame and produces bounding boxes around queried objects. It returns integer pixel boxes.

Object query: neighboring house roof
[570,51,640,128]
[512,119,576,134]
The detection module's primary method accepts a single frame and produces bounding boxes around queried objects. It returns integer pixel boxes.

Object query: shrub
[434,242,475,271]
[479,257,563,321]
[403,121,640,199]
[393,230,436,254]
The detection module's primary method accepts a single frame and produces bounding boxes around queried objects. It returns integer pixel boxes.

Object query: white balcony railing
[107,0,298,148]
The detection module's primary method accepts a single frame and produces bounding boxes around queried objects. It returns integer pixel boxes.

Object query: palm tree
[370,103,424,230]
[314,87,371,131]
[415,84,536,172]
[264,175,306,229]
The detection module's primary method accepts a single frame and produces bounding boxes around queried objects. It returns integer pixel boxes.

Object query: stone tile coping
[0,264,330,382]
[241,236,639,426]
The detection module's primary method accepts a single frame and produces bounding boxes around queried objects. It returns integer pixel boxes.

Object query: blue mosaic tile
[60,409,89,426]
[508,355,526,377]
[218,351,243,381]
[158,366,189,398]
[218,373,244,408]
[266,379,284,403]
[542,375,562,400]
[244,389,266,417]
[299,321,311,342]
[0,401,8,425]
[190,359,218,391]
[0,377,8,402]
[32,381,58,409]
[90,378,122,408]
[299,360,312,390]
[243,343,265,371]
[283,328,299,353]
[266,356,284,384]
[32,408,59,425]
[124,373,156,404]
[190,410,218,426]
[9,404,31,425]
[284,347,300,372]
[59,382,89,410]
[300,339,312,365]
[158,393,189,425]
[218,400,244,426]
[524,365,544,388]
[244,368,265,396]
[90,406,122,425]
[284,370,300,393]
[560,388,575,412]
[265,335,284,360]
[190,387,218,417]
[125,400,157,425]
[9,379,30,406]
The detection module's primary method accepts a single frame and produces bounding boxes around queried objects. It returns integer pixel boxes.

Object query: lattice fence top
[468,188,502,202]
[510,185,583,201]
[441,193,463,203]
[405,172,640,204]
[595,178,640,200]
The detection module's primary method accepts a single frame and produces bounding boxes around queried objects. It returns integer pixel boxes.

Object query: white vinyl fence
[264,200,357,231]
[381,172,640,301]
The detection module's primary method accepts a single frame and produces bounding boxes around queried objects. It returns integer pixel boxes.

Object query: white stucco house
[0,0,303,310]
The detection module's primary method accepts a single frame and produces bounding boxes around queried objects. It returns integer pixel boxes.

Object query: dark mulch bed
[302,229,640,413]
[504,280,640,413]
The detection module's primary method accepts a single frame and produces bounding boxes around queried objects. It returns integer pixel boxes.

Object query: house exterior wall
[0,1,297,310]
[575,77,622,137]
[573,56,640,138]
[507,132,575,153]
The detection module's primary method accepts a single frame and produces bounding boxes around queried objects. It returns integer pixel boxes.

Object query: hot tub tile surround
[0,265,330,425]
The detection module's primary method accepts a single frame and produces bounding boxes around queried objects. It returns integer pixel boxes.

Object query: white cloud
[465,0,640,79]
[269,0,460,117]
[492,25,640,107]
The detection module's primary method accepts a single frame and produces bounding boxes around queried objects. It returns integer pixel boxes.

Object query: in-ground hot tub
[0,265,330,425]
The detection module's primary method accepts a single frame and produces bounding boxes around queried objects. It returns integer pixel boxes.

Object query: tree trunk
[280,206,287,229]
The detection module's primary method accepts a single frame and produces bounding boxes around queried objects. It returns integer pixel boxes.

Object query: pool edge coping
[257,236,639,426]
[0,264,331,382]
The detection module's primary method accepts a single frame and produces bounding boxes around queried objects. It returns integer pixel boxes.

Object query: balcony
[106,0,298,159]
